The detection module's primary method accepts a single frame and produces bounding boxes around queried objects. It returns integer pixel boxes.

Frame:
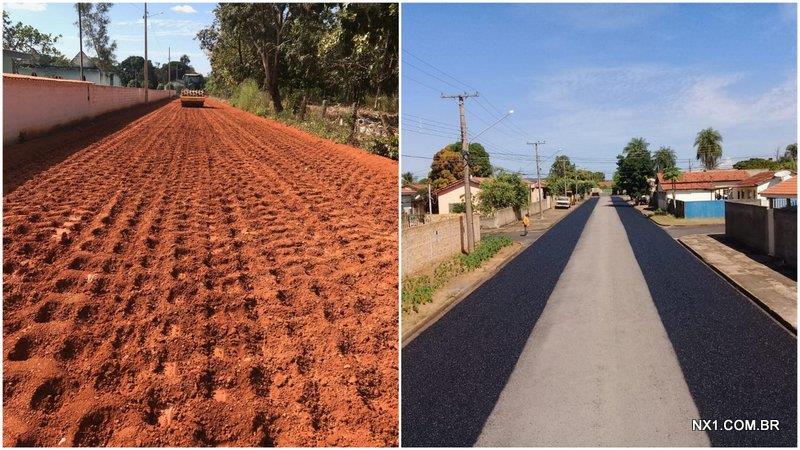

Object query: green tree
[652,146,677,173]
[662,166,682,211]
[785,143,797,161]
[478,171,529,214]
[549,155,576,179]
[117,55,157,88]
[733,157,796,171]
[197,3,397,109]
[428,142,492,189]
[694,127,723,170]
[615,137,654,198]
[3,11,68,66]
[74,3,117,73]
[401,171,414,187]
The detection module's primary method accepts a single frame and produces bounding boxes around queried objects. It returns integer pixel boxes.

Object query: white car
[555,196,571,209]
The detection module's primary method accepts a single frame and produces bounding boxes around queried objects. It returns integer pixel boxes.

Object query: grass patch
[650,214,725,226]
[223,79,397,159]
[402,235,513,313]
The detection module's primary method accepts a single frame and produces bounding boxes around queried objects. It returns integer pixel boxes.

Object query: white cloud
[525,65,797,165]
[4,2,46,12]
[171,5,197,14]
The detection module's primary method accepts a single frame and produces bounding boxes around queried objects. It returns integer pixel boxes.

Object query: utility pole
[527,141,546,220]
[77,4,84,81]
[442,92,479,253]
[427,182,433,215]
[143,3,148,103]
[167,46,171,95]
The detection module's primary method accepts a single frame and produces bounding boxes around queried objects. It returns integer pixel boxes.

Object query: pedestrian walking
[522,213,530,236]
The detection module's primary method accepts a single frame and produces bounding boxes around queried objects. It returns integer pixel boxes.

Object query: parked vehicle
[638,195,649,205]
[555,196,571,209]
[590,187,601,196]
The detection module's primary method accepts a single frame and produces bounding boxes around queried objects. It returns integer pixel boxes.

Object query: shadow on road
[612,195,797,447]
[3,98,173,196]
[401,198,599,447]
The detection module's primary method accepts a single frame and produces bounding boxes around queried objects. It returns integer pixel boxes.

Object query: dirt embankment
[3,99,398,447]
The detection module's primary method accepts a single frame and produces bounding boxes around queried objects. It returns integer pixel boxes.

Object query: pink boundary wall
[3,74,174,145]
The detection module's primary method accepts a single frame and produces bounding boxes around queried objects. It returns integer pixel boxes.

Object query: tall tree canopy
[74,3,117,73]
[549,155,576,179]
[694,127,723,170]
[197,3,398,111]
[3,11,68,66]
[428,142,492,190]
[615,137,654,198]
[652,146,677,173]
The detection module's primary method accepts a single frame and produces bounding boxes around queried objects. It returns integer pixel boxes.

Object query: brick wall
[3,74,173,144]
[402,214,481,278]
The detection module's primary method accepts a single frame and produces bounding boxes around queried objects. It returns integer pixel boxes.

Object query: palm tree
[662,166,682,212]
[653,146,677,173]
[401,171,414,187]
[694,128,723,170]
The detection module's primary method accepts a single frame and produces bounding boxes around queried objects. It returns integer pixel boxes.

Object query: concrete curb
[401,199,591,346]
[677,239,797,335]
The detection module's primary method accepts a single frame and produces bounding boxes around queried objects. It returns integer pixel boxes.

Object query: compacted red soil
[3,99,398,446]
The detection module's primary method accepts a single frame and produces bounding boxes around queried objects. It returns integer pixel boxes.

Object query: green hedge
[402,235,512,313]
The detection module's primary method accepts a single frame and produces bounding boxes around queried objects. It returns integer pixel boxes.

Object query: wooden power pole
[442,92,479,253]
[527,141,546,220]
[143,3,148,103]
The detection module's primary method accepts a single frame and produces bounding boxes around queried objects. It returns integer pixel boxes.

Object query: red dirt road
[3,99,398,446]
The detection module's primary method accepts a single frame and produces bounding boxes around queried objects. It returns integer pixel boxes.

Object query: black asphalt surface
[613,196,796,446]
[401,198,599,447]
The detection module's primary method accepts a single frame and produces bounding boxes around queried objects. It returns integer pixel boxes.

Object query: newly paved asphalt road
[401,196,796,447]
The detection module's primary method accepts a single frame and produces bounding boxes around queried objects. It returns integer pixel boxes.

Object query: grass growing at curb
[650,214,725,227]
[402,235,513,313]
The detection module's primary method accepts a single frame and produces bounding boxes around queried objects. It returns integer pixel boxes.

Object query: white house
[10,51,121,86]
[731,170,794,205]
[433,177,487,214]
[655,169,751,209]
[761,176,797,209]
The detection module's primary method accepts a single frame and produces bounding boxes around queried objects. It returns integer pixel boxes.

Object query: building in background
[3,50,120,86]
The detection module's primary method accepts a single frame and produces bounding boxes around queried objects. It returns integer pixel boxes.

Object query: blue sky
[402,3,797,180]
[4,2,213,74]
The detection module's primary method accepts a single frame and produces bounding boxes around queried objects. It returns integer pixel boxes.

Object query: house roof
[71,51,97,68]
[761,177,797,198]
[657,169,750,191]
[736,171,775,187]
[433,177,488,196]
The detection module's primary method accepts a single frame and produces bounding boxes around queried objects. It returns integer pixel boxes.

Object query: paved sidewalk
[678,234,797,331]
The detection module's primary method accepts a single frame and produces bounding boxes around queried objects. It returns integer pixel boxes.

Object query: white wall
[4,74,172,144]
[436,186,481,214]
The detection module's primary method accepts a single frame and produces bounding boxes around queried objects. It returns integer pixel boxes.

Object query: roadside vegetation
[197,3,398,159]
[402,235,512,313]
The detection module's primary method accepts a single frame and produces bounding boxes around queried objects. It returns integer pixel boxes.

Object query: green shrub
[401,235,512,313]
[230,79,270,116]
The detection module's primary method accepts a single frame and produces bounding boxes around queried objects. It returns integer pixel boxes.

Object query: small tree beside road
[662,166,682,212]
[478,172,529,215]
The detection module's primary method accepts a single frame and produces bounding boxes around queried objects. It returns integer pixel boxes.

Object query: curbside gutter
[677,239,796,335]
